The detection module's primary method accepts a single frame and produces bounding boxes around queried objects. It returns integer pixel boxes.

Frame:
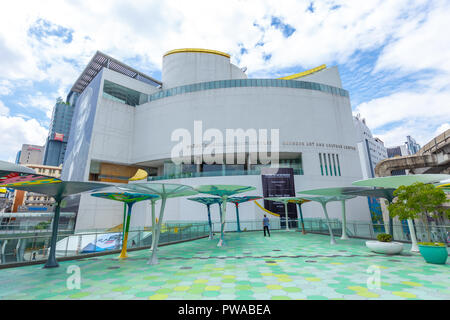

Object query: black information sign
[261,168,297,228]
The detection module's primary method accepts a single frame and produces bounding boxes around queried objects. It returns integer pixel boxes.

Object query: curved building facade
[61,49,369,231]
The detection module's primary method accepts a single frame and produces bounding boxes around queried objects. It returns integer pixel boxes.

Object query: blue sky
[0,0,449,162]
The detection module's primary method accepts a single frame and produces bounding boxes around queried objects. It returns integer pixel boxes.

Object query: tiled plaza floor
[0,231,449,300]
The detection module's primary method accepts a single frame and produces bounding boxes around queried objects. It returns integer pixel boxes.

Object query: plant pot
[366,241,404,255]
[418,245,448,264]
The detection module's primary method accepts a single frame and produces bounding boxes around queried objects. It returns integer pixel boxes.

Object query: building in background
[15,144,44,165]
[405,135,421,155]
[353,114,388,179]
[43,94,77,166]
[387,144,410,175]
[376,128,450,176]
[353,114,388,229]
[60,49,370,231]
[11,164,62,213]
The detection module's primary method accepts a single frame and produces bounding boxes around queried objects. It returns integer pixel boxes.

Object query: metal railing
[0,222,209,266]
[211,218,450,244]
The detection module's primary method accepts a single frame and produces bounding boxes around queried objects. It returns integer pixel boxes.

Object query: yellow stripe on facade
[163,48,231,59]
[278,64,327,80]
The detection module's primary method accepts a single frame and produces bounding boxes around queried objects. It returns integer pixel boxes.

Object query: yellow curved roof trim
[129,169,148,181]
[164,48,230,59]
[254,200,280,217]
[278,64,327,80]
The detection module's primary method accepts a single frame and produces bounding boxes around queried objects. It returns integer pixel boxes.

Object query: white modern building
[353,114,388,179]
[61,49,371,231]
[353,114,388,227]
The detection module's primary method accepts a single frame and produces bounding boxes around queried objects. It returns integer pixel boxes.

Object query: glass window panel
[336,154,342,176]
[319,153,324,176]
[328,154,333,176]
[332,154,337,176]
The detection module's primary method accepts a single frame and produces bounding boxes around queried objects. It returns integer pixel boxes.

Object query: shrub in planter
[377,233,392,242]
[417,242,448,265]
[366,233,403,255]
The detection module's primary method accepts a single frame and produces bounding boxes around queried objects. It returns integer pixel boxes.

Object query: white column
[340,200,349,240]
[407,218,419,252]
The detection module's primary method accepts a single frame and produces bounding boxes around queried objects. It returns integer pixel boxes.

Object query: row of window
[319,153,341,176]
[103,80,148,106]
[148,78,349,102]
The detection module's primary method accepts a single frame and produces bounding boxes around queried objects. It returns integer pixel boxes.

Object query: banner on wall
[261,168,297,227]
[54,133,64,141]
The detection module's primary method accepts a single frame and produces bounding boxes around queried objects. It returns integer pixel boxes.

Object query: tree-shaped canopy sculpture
[264,197,301,231]
[0,179,109,267]
[0,160,60,186]
[195,185,256,246]
[91,192,160,259]
[188,197,223,239]
[297,188,362,240]
[227,196,262,232]
[293,195,341,245]
[352,174,450,251]
[288,197,310,234]
[117,183,198,265]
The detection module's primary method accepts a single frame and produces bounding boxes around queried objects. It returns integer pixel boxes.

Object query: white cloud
[435,123,450,136]
[0,0,448,155]
[0,115,48,162]
[0,100,9,116]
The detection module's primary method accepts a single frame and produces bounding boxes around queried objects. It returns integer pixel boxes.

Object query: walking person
[263,215,270,237]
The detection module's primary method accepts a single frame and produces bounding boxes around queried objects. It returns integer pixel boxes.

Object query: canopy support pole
[407,218,419,252]
[284,201,290,231]
[320,202,336,245]
[340,200,349,240]
[150,200,158,251]
[206,204,213,240]
[296,203,306,235]
[235,204,241,232]
[44,197,62,268]
[119,202,133,259]
[218,196,227,247]
[148,196,166,265]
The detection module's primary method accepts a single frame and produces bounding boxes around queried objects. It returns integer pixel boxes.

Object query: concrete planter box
[366,241,404,255]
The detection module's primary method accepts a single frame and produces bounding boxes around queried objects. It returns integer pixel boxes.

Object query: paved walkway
[0,231,449,300]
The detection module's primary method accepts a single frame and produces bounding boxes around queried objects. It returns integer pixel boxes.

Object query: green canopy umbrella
[0,181,109,268]
[227,196,262,232]
[343,188,396,237]
[352,174,450,189]
[91,192,160,259]
[297,188,361,240]
[352,174,450,252]
[286,198,311,234]
[195,185,256,247]
[117,183,197,265]
[0,160,60,186]
[265,197,302,231]
[188,197,223,239]
[294,195,340,244]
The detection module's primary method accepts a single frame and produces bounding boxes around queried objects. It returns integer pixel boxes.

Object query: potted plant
[388,182,449,264]
[366,233,404,255]
[418,242,448,264]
